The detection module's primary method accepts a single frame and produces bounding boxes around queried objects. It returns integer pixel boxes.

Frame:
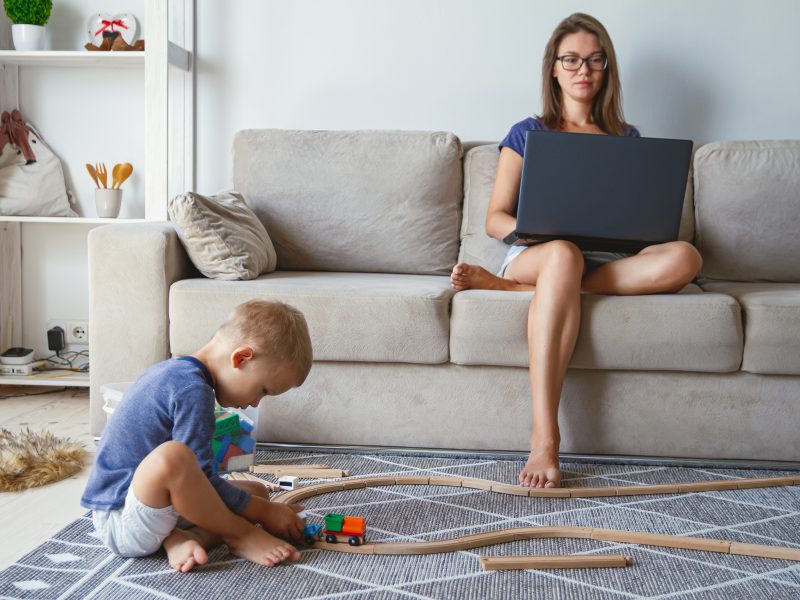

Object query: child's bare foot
[163,529,209,573]
[226,526,300,567]
[519,443,561,488]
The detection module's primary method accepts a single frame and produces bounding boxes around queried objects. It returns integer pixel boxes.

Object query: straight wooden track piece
[735,477,795,489]
[249,464,332,473]
[591,529,732,553]
[678,481,741,493]
[614,484,683,496]
[459,478,495,491]
[480,554,633,570]
[528,488,571,498]
[490,483,532,496]
[250,467,349,478]
[567,486,618,497]
[729,542,800,561]
[227,471,281,491]
[395,476,431,485]
[428,476,464,487]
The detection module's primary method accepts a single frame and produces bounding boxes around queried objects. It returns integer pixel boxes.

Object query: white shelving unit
[0,0,194,387]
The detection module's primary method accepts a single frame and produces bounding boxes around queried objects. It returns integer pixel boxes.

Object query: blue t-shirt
[499,116,640,157]
[81,357,250,514]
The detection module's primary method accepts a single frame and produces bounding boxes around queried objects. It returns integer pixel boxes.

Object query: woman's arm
[485,147,524,241]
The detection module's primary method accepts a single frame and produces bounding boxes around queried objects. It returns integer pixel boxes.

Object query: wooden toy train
[303,513,366,546]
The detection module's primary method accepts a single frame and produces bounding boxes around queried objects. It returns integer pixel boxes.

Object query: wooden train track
[258,473,800,562]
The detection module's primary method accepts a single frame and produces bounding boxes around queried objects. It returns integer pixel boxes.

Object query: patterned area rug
[1,449,799,599]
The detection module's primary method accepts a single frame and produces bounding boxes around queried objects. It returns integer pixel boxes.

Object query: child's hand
[257,502,305,541]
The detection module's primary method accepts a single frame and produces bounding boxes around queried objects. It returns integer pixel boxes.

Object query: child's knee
[146,441,196,476]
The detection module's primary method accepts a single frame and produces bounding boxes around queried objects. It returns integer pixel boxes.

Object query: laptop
[504,130,693,253]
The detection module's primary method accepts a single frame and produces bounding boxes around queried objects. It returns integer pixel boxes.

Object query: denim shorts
[498,245,630,277]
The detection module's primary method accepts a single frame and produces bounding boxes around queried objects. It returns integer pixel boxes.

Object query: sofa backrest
[458,143,697,274]
[232,129,463,275]
[694,140,800,282]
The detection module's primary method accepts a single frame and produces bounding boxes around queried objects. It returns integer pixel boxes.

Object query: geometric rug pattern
[1,448,799,599]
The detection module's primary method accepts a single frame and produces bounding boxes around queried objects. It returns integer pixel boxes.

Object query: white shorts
[498,245,630,278]
[92,486,180,557]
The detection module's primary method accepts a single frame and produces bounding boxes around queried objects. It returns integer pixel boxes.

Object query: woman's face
[553,31,606,105]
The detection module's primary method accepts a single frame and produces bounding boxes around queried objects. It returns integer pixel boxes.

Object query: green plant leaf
[4,0,53,26]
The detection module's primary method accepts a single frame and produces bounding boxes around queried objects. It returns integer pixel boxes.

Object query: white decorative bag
[0,109,76,217]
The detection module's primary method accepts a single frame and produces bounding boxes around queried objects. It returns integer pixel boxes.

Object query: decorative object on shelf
[4,0,52,51]
[0,109,76,217]
[88,161,132,218]
[85,12,143,52]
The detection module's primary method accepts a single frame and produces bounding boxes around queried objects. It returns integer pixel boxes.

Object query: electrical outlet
[47,319,89,347]
[68,321,89,344]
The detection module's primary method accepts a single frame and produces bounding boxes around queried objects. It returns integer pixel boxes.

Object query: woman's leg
[504,241,585,488]
[581,241,702,295]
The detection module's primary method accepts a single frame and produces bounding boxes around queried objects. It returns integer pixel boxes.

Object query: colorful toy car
[323,513,366,546]
[303,523,324,546]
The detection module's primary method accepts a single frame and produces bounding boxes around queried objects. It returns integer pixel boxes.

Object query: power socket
[46,319,89,347]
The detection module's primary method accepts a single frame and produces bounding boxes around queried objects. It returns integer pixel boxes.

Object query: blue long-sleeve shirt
[81,357,250,514]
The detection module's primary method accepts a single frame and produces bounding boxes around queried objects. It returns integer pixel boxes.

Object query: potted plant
[4,0,52,51]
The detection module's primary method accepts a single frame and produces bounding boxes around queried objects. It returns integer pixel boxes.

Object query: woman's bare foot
[163,529,209,573]
[451,262,526,292]
[226,526,301,567]
[519,442,561,488]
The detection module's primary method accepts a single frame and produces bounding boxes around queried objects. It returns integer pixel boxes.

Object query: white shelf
[0,216,146,224]
[0,50,145,67]
[0,372,89,387]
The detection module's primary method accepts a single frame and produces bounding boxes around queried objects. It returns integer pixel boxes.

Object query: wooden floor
[0,385,96,571]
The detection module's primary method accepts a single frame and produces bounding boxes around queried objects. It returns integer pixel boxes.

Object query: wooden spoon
[116,163,133,188]
[85,163,100,188]
[111,163,122,189]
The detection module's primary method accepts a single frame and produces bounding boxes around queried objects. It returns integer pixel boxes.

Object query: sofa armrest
[88,222,195,436]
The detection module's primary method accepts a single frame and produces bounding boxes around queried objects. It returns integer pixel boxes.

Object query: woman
[451,13,702,489]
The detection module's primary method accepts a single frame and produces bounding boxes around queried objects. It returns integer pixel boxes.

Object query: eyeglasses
[556,55,607,71]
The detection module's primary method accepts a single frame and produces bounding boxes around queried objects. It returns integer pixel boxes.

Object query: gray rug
[2,449,800,599]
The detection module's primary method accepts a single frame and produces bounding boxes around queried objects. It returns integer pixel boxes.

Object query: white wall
[196,0,800,193]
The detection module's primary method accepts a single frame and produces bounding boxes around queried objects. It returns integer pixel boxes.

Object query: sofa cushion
[232,129,463,276]
[169,272,455,364]
[458,143,697,274]
[700,281,800,375]
[450,284,743,372]
[168,190,277,280]
[694,140,800,282]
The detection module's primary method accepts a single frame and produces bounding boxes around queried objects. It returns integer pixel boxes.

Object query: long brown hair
[539,13,630,136]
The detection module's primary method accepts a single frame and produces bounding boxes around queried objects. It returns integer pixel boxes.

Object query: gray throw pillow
[168,190,277,280]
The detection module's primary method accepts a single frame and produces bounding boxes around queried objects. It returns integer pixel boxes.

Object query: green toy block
[211,438,221,457]
[324,513,345,532]
[214,412,240,437]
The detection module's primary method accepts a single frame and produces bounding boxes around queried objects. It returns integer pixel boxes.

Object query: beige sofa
[88,131,800,463]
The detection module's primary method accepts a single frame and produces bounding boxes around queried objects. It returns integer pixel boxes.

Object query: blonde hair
[217,300,313,383]
[540,13,631,136]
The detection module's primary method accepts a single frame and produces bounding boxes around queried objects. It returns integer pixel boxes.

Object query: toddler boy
[82,300,313,571]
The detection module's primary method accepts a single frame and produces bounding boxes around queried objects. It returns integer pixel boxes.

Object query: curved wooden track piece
[271,474,800,561]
